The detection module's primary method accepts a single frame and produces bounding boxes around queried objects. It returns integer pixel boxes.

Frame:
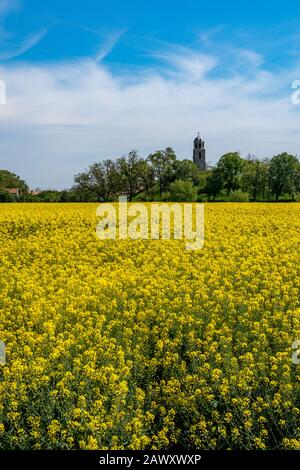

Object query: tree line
[72,149,300,202]
[1,149,300,202]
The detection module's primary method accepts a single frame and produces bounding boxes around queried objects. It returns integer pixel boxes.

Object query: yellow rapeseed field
[0,203,299,450]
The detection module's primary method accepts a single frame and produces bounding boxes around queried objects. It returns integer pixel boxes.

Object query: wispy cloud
[152,45,217,81]
[94,28,127,62]
[0,27,48,60]
[235,48,264,69]
[0,1,49,60]
[199,25,225,43]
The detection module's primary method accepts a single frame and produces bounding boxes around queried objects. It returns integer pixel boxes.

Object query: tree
[174,159,200,185]
[294,161,300,195]
[148,147,177,196]
[38,190,61,202]
[0,191,13,202]
[139,159,155,197]
[205,167,223,201]
[168,179,198,202]
[260,158,270,201]
[217,152,244,195]
[269,153,299,201]
[0,170,28,194]
[241,155,269,201]
[74,160,121,201]
[102,160,122,200]
[117,150,143,201]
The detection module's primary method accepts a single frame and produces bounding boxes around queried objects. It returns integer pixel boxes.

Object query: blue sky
[1,0,300,188]
[6,0,300,70]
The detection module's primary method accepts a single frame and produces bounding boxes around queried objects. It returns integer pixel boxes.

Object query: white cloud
[199,25,225,43]
[94,28,127,62]
[153,49,217,82]
[0,44,299,189]
[235,48,264,69]
[0,0,49,60]
[0,27,48,60]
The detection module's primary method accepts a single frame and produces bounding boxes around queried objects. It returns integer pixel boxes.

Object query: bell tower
[193,133,206,171]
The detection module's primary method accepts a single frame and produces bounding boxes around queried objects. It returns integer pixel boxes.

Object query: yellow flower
[0,202,299,450]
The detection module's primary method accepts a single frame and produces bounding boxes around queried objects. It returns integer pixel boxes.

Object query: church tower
[193,133,206,171]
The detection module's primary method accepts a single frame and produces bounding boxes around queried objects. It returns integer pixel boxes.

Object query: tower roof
[194,132,204,142]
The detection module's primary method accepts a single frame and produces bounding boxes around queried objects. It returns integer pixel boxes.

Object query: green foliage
[37,191,61,202]
[74,160,122,201]
[205,167,223,201]
[294,193,300,202]
[139,160,155,197]
[241,156,270,201]
[217,152,244,195]
[70,149,299,203]
[0,191,14,202]
[0,170,28,194]
[117,150,144,201]
[228,190,249,202]
[174,159,200,185]
[2,146,300,203]
[269,153,299,201]
[148,147,177,196]
[168,179,198,202]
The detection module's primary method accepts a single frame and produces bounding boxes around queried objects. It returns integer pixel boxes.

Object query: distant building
[30,189,42,196]
[7,188,19,196]
[193,133,206,171]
